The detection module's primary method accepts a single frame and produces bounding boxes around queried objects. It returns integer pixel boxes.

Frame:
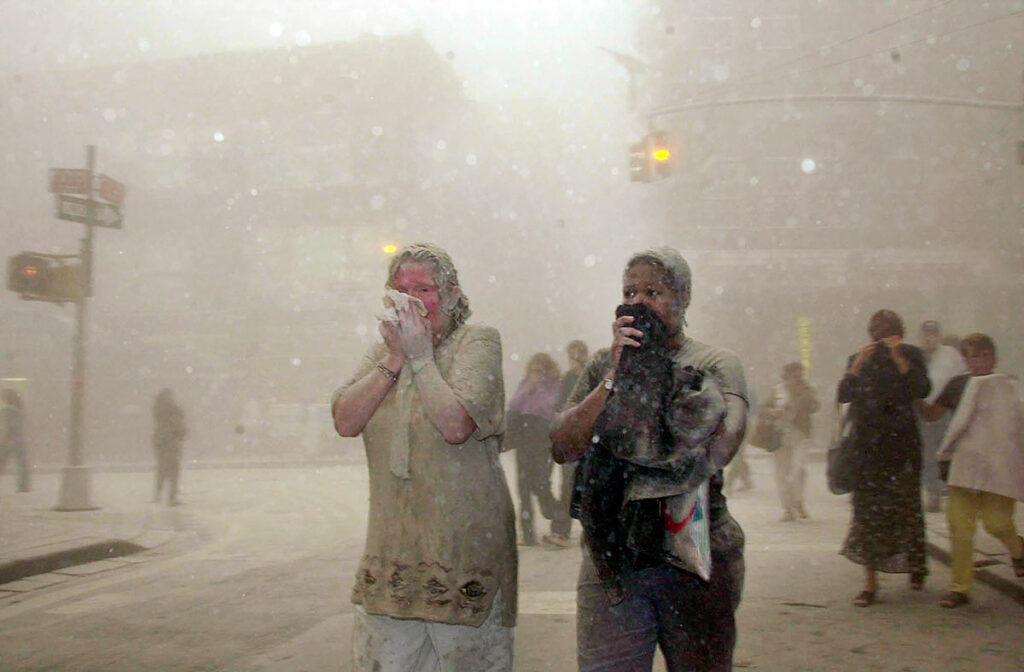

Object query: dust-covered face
[622,263,683,336]
[392,261,453,338]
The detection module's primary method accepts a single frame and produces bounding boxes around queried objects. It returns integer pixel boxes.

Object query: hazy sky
[0,0,636,101]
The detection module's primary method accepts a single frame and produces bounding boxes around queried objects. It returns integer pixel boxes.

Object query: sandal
[853,590,876,607]
[910,573,925,590]
[939,591,970,608]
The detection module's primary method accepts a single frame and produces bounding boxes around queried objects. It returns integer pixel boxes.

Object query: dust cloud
[0,2,1020,492]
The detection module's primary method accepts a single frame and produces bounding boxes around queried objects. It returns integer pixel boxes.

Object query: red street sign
[97,174,125,207]
[49,169,91,195]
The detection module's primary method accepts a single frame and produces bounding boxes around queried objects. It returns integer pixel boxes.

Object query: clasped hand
[379,300,433,362]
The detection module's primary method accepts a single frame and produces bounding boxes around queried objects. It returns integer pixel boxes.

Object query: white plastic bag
[661,480,712,581]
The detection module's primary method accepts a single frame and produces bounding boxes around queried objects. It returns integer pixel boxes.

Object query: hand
[378,320,405,366]
[397,303,434,360]
[881,334,911,372]
[610,315,643,370]
[848,342,877,375]
[881,335,904,358]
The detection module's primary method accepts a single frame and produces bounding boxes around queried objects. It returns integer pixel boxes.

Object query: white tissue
[377,289,428,324]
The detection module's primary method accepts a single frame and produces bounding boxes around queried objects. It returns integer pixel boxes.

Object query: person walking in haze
[915,320,966,512]
[152,388,186,506]
[331,242,516,672]
[724,387,757,495]
[507,352,562,546]
[0,388,30,493]
[764,362,819,521]
[543,339,590,549]
[838,309,931,607]
[550,247,748,672]
[919,333,1024,608]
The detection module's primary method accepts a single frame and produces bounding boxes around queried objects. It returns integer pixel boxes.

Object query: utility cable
[719,7,1024,101]
[683,0,961,103]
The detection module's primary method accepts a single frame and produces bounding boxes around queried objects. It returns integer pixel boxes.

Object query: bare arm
[410,357,477,444]
[709,394,748,470]
[332,318,405,437]
[332,349,404,437]
[919,400,950,422]
[550,377,613,463]
[550,314,640,464]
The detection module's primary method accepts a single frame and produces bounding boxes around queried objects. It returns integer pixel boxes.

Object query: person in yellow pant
[922,333,1024,608]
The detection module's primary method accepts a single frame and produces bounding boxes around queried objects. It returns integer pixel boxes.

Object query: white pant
[352,589,514,672]
[773,429,808,515]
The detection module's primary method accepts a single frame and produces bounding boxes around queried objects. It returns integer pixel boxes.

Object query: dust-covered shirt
[331,323,517,627]
[565,336,748,533]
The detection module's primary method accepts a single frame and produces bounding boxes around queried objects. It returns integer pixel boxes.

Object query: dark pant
[550,461,576,537]
[577,524,745,671]
[515,437,558,544]
[154,448,181,504]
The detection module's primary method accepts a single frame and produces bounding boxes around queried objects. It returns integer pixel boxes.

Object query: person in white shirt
[916,320,966,512]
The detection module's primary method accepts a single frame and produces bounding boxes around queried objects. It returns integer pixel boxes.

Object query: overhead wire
[683,0,962,103]
[711,7,1024,102]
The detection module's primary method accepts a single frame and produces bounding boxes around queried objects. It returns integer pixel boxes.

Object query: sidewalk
[1,458,1021,607]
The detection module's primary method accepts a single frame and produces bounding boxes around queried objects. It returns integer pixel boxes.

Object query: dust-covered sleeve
[707,348,749,405]
[564,349,613,408]
[329,343,388,409]
[447,325,505,440]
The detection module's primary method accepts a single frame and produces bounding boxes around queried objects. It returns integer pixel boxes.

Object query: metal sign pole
[57,145,98,511]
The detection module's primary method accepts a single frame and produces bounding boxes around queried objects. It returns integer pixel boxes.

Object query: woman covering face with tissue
[331,243,517,672]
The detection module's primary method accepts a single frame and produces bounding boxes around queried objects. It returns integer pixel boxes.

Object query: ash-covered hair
[386,242,471,332]
[624,247,692,326]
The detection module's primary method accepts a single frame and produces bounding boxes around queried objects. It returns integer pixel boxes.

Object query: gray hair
[624,247,692,326]
[386,242,471,333]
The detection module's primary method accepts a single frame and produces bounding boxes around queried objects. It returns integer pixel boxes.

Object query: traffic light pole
[57,145,98,511]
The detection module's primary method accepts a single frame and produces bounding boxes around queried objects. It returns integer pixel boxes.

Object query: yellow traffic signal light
[629,132,674,182]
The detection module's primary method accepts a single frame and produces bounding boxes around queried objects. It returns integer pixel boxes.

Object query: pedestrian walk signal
[629,132,674,182]
[6,252,82,303]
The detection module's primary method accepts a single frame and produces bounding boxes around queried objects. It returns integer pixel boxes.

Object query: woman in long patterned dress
[838,309,931,607]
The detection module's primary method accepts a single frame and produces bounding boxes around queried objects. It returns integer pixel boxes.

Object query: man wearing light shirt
[916,320,966,512]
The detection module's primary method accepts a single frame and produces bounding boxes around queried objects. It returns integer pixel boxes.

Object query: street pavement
[1,452,1022,671]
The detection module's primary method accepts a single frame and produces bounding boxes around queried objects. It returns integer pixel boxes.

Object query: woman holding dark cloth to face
[838,309,931,607]
[550,247,748,672]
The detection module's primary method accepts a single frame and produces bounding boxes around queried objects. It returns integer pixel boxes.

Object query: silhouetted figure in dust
[152,388,187,506]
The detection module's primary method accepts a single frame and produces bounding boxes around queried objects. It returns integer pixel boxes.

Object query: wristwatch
[603,377,614,391]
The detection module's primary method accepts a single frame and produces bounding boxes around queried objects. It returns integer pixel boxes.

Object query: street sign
[54,195,123,229]
[49,169,91,195]
[97,174,125,207]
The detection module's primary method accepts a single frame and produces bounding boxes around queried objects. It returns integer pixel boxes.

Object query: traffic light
[629,132,675,182]
[629,141,653,182]
[7,252,81,302]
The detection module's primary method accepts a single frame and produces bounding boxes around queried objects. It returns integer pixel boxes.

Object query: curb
[0,539,146,585]
[925,541,1024,607]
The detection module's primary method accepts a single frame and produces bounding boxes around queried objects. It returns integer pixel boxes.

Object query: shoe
[910,572,925,590]
[939,591,969,608]
[794,503,809,519]
[518,538,538,547]
[168,499,182,507]
[853,590,876,607]
[542,533,571,550]
[780,511,795,522]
